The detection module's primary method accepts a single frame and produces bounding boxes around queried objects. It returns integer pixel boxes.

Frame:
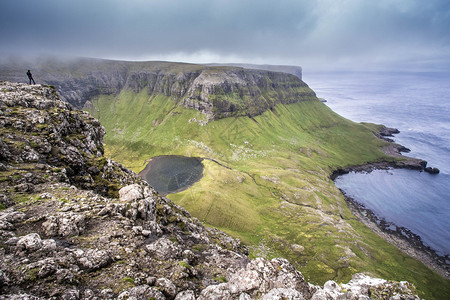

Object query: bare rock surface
[0,82,422,299]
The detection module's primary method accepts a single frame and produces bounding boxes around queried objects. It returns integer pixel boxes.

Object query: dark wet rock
[330,140,428,180]
[380,126,400,137]
[425,167,440,174]
[87,166,100,175]
[397,145,411,153]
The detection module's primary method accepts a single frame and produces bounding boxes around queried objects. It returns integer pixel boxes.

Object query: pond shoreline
[138,155,204,196]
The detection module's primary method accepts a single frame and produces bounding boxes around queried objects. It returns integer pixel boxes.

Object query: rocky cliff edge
[0,58,316,120]
[0,82,421,299]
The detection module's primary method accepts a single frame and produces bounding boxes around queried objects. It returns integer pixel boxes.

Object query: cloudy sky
[1,0,449,71]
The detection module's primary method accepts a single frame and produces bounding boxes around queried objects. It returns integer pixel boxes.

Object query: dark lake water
[304,71,450,257]
[139,156,204,196]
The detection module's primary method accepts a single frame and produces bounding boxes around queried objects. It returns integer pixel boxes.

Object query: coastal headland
[1,58,449,299]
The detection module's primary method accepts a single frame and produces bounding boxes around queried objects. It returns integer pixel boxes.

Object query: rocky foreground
[0,82,421,299]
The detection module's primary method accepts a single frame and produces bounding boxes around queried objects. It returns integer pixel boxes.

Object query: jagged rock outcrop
[0,58,316,120]
[0,82,422,299]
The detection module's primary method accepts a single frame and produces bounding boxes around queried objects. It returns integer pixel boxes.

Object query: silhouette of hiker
[26,70,35,85]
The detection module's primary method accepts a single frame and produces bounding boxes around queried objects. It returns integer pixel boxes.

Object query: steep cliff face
[181,68,315,119]
[0,58,316,119]
[208,63,303,79]
[121,67,314,120]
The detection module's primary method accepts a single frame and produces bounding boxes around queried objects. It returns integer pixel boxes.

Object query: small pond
[139,155,204,196]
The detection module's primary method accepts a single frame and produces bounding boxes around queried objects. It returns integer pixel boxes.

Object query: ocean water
[304,71,450,257]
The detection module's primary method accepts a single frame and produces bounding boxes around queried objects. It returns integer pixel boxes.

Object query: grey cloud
[1,0,449,70]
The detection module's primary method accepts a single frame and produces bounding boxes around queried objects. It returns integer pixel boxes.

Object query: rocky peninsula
[0,82,425,298]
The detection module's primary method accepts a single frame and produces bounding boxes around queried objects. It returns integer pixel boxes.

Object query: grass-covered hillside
[88,87,449,299]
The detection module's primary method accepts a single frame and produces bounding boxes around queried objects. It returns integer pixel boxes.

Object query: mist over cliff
[0,57,312,119]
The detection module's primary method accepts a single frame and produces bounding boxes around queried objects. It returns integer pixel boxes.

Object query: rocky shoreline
[330,128,428,181]
[331,126,449,279]
[342,190,449,279]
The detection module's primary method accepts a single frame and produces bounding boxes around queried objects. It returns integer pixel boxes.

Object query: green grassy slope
[89,89,449,299]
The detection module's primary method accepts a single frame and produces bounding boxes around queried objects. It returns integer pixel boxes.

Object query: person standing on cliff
[26,70,35,85]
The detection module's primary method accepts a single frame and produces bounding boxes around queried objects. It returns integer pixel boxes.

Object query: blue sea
[304,71,450,257]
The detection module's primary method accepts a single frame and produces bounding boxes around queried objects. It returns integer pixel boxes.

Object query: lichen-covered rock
[42,212,85,237]
[145,237,182,260]
[16,233,42,252]
[197,257,309,299]
[119,183,145,202]
[0,219,14,231]
[260,288,305,300]
[0,209,26,224]
[74,248,112,271]
[310,273,421,300]
[198,283,234,300]
[61,288,80,300]
[230,258,306,294]
[118,285,166,300]
[175,290,196,300]
[0,194,14,208]
[156,277,178,298]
